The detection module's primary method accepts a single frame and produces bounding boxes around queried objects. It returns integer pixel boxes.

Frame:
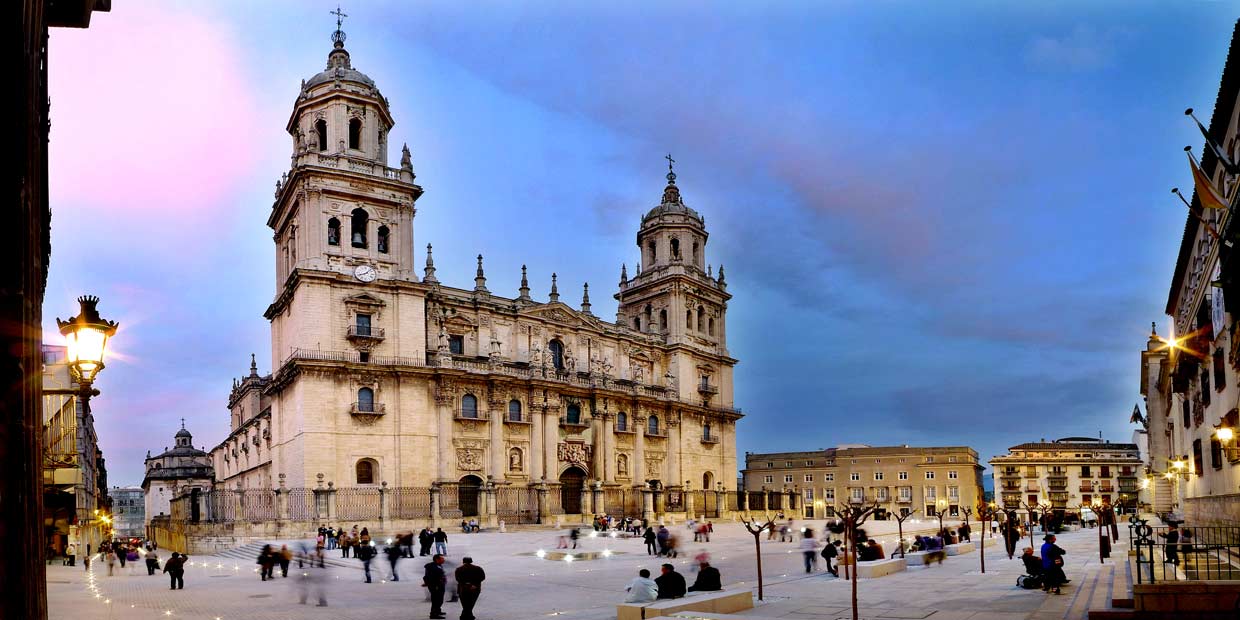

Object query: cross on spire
[330,5,348,47]
[180,417,186,430]
[665,153,677,184]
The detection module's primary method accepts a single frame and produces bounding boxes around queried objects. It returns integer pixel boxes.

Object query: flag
[1188,108,1240,174]
[1189,152,1229,209]
[1130,404,1145,426]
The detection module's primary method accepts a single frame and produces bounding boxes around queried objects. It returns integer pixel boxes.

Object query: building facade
[1139,20,1240,527]
[41,345,108,558]
[205,24,741,521]
[989,437,1142,517]
[741,445,984,520]
[109,486,144,538]
[143,425,214,523]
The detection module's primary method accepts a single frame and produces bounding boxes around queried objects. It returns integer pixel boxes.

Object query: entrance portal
[459,475,482,517]
[560,467,587,514]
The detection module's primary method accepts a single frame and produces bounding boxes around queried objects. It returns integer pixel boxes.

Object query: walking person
[800,528,820,573]
[419,528,434,556]
[1159,524,1181,565]
[821,540,840,577]
[424,554,447,619]
[433,528,449,556]
[279,545,292,578]
[569,528,580,549]
[386,541,402,581]
[257,545,275,581]
[116,544,127,569]
[105,548,116,576]
[1040,535,1067,595]
[657,525,670,556]
[66,543,76,567]
[643,526,657,556]
[163,552,186,590]
[455,556,486,620]
[357,539,377,583]
[145,547,160,576]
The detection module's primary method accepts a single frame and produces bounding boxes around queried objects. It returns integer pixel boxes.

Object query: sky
[44,0,1240,486]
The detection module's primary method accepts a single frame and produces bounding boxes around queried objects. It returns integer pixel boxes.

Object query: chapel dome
[304,30,376,90]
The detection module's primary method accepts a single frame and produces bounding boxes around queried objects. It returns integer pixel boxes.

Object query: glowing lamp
[56,296,118,386]
[1219,427,1235,443]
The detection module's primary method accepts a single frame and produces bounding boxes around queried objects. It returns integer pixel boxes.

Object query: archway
[702,471,714,491]
[560,467,587,515]
[459,475,483,518]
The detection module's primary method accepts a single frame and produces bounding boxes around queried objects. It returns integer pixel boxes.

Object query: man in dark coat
[424,554,447,619]
[163,552,186,590]
[643,527,658,556]
[356,541,377,583]
[655,563,686,599]
[455,556,486,620]
[687,561,721,592]
[419,528,434,556]
[1040,535,1067,594]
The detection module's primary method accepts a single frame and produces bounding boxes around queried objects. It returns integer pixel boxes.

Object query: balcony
[1079,483,1095,493]
[644,427,667,438]
[1023,469,1038,477]
[700,433,719,444]
[1047,475,1068,489]
[697,382,719,396]
[350,402,385,416]
[502,415,532,425]
[897,496,912,503]
[1025,482,1040,492]
[1099,485,1114,493]
[560,416,589,430]
[455,411,488,422]
[346,325,386,344]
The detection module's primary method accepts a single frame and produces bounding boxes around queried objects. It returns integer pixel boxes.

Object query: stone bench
[616,589,754,620]
[854,557,906,578]
[903,550,946,566]
[946,542,975,556]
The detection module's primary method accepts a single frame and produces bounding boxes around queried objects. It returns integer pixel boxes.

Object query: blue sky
[45,1,1239,485]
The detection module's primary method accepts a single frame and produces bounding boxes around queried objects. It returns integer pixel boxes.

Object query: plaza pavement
[47,520,1125,620]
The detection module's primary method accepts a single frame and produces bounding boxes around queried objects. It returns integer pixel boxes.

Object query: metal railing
[350,402,386,415]
[1132,521,1240,583]
[347,325,386,340]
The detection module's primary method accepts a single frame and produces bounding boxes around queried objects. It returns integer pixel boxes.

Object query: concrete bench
[946,542,975,556]
[617,589,754,620]
[903,550,946,566]
[854,557,906,578]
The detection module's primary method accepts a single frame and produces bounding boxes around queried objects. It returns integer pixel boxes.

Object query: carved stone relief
[558,442,592,468]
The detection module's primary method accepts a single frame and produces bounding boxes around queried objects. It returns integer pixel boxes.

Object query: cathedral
[208,23,740,522]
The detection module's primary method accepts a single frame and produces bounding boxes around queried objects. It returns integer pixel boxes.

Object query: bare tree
[976,503,1000,574]
[892,508,918,558]
[832,501,881,620]
[743,518,776,601]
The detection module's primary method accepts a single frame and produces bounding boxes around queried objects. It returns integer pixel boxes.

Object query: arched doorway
[560,467,587,514]
[459,475,482,518]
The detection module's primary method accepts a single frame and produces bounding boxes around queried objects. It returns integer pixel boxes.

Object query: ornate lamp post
[55,295,119,402]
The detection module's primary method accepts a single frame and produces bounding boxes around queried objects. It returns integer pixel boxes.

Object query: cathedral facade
[208,26,740,521]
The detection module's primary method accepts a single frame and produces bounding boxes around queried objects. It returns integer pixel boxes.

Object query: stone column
[483,481,498,528]
[667,413,683,485]
[591,480,603,516]
[544,406,559,481]
[684,484,695,518]
[326,482,338,521]
[633,409,646,484]
[234,482,245,521]
[536,481,549,524]
[435,384,455,481]
[531,404,545,481]
[276,474,289,522]
[313,474,328,521]
[602,414,616,483]
[642,487,654,522]
[489,395,504,479]
[582,484,592,518]
[430,483,442,528]
[379,482,390,525]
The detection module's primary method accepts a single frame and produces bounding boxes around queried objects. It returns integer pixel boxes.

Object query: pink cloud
[48,2,260,213]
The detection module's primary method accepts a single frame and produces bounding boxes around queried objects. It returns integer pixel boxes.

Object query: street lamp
[56,296,118,389]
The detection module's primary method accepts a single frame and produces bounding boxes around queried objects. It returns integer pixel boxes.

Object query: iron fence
[748,491,765,511]
[391,487,432,520]
[666,490,684,511]
[1133,522,1240,583]
[438,484,463,519]
[240,489,277,522]
[288,488,317,521]
[769,493,783,511]
[497,486,539,524]
[336,488,380,522]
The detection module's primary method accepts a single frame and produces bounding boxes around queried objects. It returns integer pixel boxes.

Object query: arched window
[356,459,376,485]
[377,225,390,254]
[703,471,714,490]
[697,306,705,332]
[461,394,478,418]
[566,403,582,425]
[548,339,564,371]
[508,399,522,422]
[348,117,362,150]
[327,217,341,246]
[351,208,368,248]
[670,237,680,259]
[617,412,628,432]
[643,304,653,330]
[315,119,328,152]
[686,310,693,331]
[647,415,660,435]
[659,309,668,333]
[357,387,375,412]
[633,317,641,331]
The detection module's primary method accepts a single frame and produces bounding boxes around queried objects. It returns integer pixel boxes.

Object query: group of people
[422,554,486,620]
[255,544,294,581]
[1019,535,1069,595]
[623,561,722,603]
[642,525,681,557]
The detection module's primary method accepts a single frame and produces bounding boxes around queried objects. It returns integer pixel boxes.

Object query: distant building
[41,344,108,558]
[108,486,144,538]
[741,445,984,520]
[989,437,1142,516]
[142,424,214,525]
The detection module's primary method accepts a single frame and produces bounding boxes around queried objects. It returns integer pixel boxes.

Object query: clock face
[354,265,378,283]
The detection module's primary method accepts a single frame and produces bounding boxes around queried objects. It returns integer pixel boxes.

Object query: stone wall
[1134,582,1240,619]
[1184,493,1240,527]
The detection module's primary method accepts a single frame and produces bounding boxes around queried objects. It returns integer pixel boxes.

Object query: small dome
[304,34,376,90]
[175,427,192,439]
[642,181,704,224]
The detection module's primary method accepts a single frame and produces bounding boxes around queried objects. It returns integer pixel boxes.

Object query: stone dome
[304,31,376,90]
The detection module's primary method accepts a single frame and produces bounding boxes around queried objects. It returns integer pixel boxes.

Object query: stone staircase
[1085,551,1136,619]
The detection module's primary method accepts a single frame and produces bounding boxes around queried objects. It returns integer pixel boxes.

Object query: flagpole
[1171,187,1222,241]
[1186,107,1239,174]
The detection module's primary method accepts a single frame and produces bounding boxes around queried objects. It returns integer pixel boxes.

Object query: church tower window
[617,412,628,432]
[548,339,565,371]
[693,242,700,266]
[327,217,341,246]
[659,309,668,333]
[697,306,705,332]
[355,459,376,485]
[377,225,390,254]
[351,208,368,248]
[348,117,362,150]
[357,387,375,413]
[647,415,660,435]
[708,318,715,336]
[315,119,328,152]
[460,394,478,418]
[508,399,522,422]
[448,335,464,355]
[566,403,582,425]
[671,237,680,260]
[647,241,656,265]
[686,310,693,331]
[633,317,641,331]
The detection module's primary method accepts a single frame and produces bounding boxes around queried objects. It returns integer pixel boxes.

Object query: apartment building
[989,437,1142,516]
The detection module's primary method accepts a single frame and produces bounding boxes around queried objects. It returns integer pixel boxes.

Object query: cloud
[1025,25,1126,72]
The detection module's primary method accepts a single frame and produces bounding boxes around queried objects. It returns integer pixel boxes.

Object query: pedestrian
[433,528,448,556]
[569,528,580,549]
[105,548,116,576]
[1040,535,1067,595]
[420,528,434,556]
[959,521,972,542]
[401,531,414,558]
[654,563,686,599]
[455,556,486,620]
[357,540,377,583]
[146,547,160,576]
[624,568,659,603]
[644,526,657,556]
[1159,524,1181,565]
[687,561,721,592]
[163,552,186,590]
[66,543,76,567]
[656,525,670,556]
[386,541,402,581]
[821,540,840,577]
[116,544,127,569]
[424,554,447,619]
[126,547,140,575]
[257,545,275,581]
[1180,527,1194,562]
[279,544,292,578]
[800,528,820,573]
[341,534,352,558]
[298,562,329,607]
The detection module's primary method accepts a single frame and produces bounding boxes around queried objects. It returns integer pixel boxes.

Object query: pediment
[343,293,386,309]
[520,302,591,327]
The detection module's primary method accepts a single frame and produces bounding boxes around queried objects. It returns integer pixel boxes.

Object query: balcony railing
[502,415,531,425]
[347,325,386,342]
[350,402,385,415]
[644,427,667,438]
[1025,483,1040,491]
[1079,484,1095,492]
[700,434,719,444]
[897,496,912,503]
[697,382,718,395]
[559,416,588,429]
[455,411,487,422]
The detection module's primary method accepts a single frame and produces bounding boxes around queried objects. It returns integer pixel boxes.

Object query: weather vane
[331,5,348,31]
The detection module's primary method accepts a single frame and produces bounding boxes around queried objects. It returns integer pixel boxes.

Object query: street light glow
[1218,427,1235,442]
